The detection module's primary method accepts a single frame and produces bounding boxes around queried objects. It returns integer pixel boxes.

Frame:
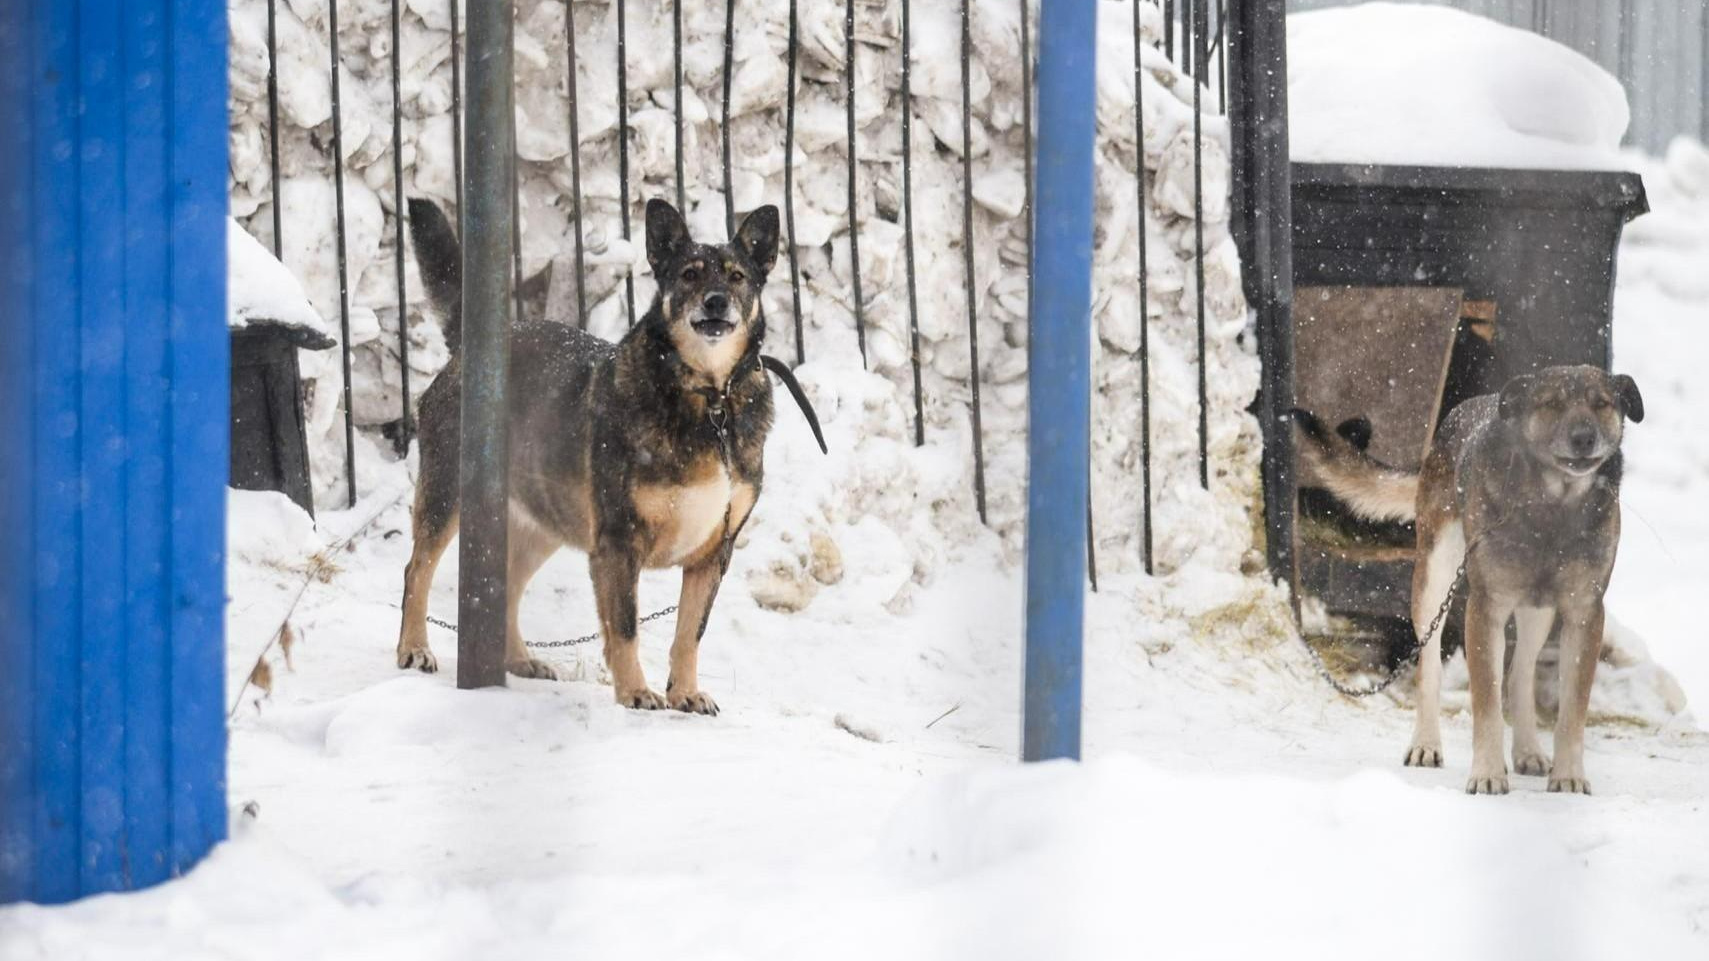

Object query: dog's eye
[729,270,745,284]
[681,266,700,282]
[1591,395,1611,410]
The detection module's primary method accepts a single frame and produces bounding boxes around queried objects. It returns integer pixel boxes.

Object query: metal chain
[425,605,678,648]
[1303,556,1466,699]
[1305,523,1483,694]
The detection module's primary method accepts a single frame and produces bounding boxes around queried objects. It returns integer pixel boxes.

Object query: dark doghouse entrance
[1293,285,1496,677]
[1286,163,1648,686]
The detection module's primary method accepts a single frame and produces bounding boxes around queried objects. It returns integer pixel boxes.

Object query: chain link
[1305,528,1489,698]
[426,605,679,648]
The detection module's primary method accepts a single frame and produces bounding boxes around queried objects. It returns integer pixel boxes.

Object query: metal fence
[254,0,1247,584]
[1288,0,1709,154]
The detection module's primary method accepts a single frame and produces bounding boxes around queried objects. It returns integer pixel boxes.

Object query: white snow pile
[227,217,333,342]
[226,0,1263,592]
[1288,3,1632,169]
[227,488,325,570]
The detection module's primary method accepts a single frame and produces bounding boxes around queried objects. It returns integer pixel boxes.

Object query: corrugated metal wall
[1287,0,1708,154]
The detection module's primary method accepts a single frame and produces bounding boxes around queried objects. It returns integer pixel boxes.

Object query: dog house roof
[228,218,336,350]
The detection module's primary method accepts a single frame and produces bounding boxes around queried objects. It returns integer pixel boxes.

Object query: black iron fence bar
[1164,0,1175,62]
[328,0,358,508]
[721,0,736,237]
[616,0,636,327]
[391,0,413,451]
[900,0,923,445]
[1192,0,1209,489]
[844,0,868,368]
[266,0,283,257]
[1132,0,1154,575]
[960,0,988,523]
[673,0,685,212]
[565,0,588,328]
[511,126,524,321]
[450,0,464,226]
[784,0,805,363]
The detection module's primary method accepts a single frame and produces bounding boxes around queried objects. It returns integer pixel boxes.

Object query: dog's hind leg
[591,547,663,709]
[398,492,457,673]
[503,520,562,681]
[1508,606,1555,776]
[1464,585,1512,795]
[1405,520,1463,768]
[1548,599,1604,795]
[666,540,735,716]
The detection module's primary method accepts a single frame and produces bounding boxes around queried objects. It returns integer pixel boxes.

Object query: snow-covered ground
[6,3,1709,958]
[5,471,1708,958]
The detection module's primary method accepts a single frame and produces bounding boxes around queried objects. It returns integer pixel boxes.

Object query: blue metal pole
[1023,0,1097,762]
[0,0,228,904]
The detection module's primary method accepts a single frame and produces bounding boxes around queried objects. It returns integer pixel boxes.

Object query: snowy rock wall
[227,0,1263,580]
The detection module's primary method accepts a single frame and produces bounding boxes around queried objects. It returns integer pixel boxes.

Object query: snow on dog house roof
[227,218,336,350]
[1287,3,1632,170]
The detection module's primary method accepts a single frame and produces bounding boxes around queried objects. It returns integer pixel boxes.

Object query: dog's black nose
[703,292,728,317]
[1568,424,1597,455]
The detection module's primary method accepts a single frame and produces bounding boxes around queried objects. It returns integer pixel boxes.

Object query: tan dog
[1294,365,1644,794]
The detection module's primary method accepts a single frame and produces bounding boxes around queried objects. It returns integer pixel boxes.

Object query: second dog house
[1288,162,1648,631]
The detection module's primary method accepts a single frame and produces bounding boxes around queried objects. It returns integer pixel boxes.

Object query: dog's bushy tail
[1288,408,1419,523]
[407,198,462,351]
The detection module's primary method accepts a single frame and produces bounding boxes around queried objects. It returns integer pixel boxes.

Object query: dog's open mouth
[691,318,736,339]
[1555,454,1604,474]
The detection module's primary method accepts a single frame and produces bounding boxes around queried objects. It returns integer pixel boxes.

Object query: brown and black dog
[1294,365,1644,794]
[396,197,780,714]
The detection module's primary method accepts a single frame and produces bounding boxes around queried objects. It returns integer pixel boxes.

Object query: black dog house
[231,321,334,514]
[1287,163,1648,634]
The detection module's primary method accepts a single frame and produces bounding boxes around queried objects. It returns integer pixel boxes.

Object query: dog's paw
[668,689,720,716]
[1513,750,1551,777]
[507,657,559,681]
[617,687,666,711]
[397,647,438,673]
[1465,774,1509,796]
[1403,744,1443,768]
[1547,776,1592,795]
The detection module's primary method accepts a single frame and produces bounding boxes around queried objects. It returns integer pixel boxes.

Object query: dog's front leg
[1508,606,1555,776]
[666,542,733,716]
[1464,586,1511,795]
[1548,599,1604,795]
[590,547,664,709]
[1405,521,1463,767]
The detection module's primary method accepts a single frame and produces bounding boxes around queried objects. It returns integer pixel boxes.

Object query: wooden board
[1292,286,1465,472]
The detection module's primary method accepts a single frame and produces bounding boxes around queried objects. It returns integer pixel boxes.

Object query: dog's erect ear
[1612,373,1644,423]
[733,205,780,277]
[1499,374,1535,422]
[646,199,691,271]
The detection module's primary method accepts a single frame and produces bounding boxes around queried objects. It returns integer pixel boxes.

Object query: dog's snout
[1568,423,1598,455]
[702,292,729,317]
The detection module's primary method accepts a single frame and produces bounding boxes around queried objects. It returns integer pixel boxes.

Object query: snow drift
[1288,3,1632,169]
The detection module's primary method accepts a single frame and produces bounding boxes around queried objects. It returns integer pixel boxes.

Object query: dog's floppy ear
[1335,416,1374,452]
[1612,373,1644,423]
[1499,373,1535,422]
[646,199,691,271]
[733,205,780,277]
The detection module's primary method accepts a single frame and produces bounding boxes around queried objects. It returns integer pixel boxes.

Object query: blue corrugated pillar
[1023,0,1097,762]
[0,0,229,904]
